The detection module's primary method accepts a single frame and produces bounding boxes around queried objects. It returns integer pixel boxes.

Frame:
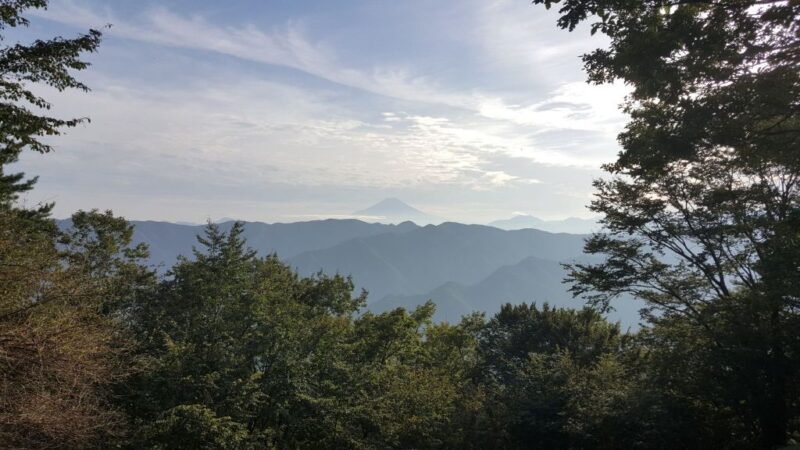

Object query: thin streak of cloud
[35,1,474,109]
[36,0,628,140]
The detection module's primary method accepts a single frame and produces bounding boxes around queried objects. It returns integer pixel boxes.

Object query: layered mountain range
[57,200,640,327]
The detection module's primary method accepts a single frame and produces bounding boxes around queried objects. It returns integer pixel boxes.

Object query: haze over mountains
[488,215,599,234]
[58,218,417,270]
[288,223,586,300]
[373,256,641,326]
[191,199,598,233]
[58,199,639,327]
[350,198,599,233]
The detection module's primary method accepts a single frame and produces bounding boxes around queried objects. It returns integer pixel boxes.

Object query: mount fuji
[352,198,441,225]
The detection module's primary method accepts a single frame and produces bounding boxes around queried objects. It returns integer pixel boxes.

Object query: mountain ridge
[57,217,638,327]
[287,222,590,302]
[57,218,419,269]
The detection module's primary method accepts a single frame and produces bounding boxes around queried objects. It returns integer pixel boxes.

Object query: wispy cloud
[37,1,627,133]
[477,82,628,134]
[36,2,475,109]
[19,0,627,222]
[27,75,539,192]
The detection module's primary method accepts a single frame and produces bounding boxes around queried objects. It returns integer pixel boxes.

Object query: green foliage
[0,208,152,449]
[138,404,251,450]
[17,209,796,449]
[118,227,654,449]
[534,0,800,446]
[0,0,102,218]
[0,3,145,448]
[123,223,477,449]
[470,304,632,449]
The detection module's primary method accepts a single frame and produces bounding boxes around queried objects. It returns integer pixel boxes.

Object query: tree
[124,224,486,449]
[470,303,632,449]
[0,2,141,448]
[125,223,365,448]
[531,0,800,446]
[0,209,150,449]
[0,0,102,219]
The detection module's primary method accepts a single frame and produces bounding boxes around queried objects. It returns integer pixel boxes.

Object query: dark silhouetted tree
[531,0,800,446]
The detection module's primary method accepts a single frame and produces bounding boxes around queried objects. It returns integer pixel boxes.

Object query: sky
[14,0,629,224]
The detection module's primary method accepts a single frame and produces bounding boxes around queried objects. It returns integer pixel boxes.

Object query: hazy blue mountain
[373,256,643,328]
[287,222,589,302]
[353,198,441,225]
[58,218,419,269]
[58,217,640,327]
[489,215,599,234]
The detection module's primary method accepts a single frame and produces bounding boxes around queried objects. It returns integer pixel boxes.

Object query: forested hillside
[59,218,619,325]
[373,256,643,325]
[288,223,587,299]
[2,1,799,449]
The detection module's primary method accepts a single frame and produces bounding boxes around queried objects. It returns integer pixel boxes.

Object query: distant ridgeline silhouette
[57,208,640,327]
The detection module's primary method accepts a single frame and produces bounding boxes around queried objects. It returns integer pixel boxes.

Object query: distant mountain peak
[354,198,424,215]
[214,216,239,224]
[352,199,441,225]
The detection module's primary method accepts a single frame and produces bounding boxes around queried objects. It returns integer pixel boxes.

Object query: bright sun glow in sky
[15,0,629,224]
